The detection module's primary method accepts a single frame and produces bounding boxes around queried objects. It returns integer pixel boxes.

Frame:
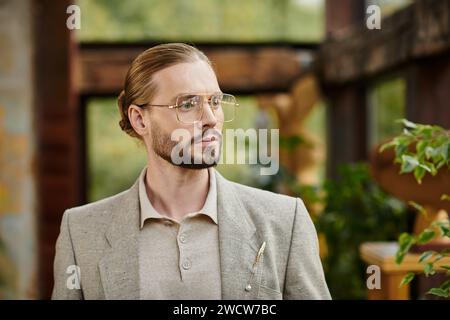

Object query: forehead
[153,60,220,99]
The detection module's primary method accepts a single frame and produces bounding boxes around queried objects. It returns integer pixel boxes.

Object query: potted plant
[378,119,450,298]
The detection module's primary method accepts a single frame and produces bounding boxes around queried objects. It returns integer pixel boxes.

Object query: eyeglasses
[137,92,239,124]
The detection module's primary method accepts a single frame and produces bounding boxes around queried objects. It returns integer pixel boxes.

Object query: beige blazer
[52,170,331,300]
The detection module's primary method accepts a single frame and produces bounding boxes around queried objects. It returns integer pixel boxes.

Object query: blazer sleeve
[51,210,83,300]
[283,198,331,300]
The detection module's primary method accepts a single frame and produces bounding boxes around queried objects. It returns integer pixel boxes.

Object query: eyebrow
[173,91,223,99]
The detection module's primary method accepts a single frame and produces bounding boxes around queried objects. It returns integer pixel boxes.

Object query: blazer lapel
[98,181,141,300]
[215,170,265,300]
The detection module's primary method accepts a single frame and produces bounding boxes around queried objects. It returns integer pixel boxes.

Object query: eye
[210,95,222,108]
[179,96,200,111]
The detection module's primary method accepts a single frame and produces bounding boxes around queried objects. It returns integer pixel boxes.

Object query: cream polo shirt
[138,167,222,299]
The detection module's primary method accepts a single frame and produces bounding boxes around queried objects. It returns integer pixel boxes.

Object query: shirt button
[182,259,191,270]
[179,233,187,243]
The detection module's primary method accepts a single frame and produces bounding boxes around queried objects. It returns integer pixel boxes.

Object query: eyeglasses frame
[135,92,239,124]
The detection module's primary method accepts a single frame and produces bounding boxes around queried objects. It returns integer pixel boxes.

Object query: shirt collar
[139,167,218,228]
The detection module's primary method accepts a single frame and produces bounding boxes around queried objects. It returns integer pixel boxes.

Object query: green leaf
[417,126,433,138]
[418,250,434,262]
[403,128,413,136]
[441,194,450,201]
[424,262,436,276]
[394,143,408,160]
[425,146,438,159]
[398,119,418,130]
[418,163,432,173]
[436,159,446,169]
[396,233,416,264]
[433,221,450,237]
[440,279,450,290]
[439,143,449,162]
[399,272,415,287]
[401,155,419,173]
[426,288,449,298]
[441,265,450,271]
[429,163,437,176]
[416,140,427,155]
[408,201,427,217]
[433,254,444,263]
[413,166,426,184]
[422,161,437,176]
[439,226,450,238]
[380,140,396,153]
[418,229,436,244]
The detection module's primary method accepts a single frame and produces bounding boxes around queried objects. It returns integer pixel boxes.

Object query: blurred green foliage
[380,119,450,183]
[282,163,406,299]
[76,0,324,43]
[314,164,407,299]
[316,164,406,299]
[380,120,450,298]
[87,98,146,201]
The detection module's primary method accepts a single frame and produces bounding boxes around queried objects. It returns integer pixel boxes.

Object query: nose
[201,99,218,128]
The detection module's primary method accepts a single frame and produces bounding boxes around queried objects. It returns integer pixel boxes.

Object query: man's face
[144,60,224,169]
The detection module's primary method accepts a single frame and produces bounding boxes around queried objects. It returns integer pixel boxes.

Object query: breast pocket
[251,250,283,300]
[257,284,283,300]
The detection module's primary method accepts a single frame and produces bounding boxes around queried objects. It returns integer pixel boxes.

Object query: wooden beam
[77,44,315,95]
[320,0,450,84]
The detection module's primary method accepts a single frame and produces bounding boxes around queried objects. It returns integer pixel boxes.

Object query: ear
[128,104,149,137]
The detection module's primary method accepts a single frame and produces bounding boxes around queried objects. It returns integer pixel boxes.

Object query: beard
[150,120,222,169]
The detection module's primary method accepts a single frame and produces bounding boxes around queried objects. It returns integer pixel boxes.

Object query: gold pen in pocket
[246,241,267,292]
[252,241,266,271]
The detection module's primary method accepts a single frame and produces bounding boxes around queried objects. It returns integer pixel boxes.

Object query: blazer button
[245,284,252,292]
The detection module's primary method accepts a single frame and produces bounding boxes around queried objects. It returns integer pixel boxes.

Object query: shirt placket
[177,220,193,281]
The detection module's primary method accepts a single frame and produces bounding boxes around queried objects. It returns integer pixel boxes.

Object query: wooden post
[324,0,367,178]
[33,0,82,298]
[406,54,450,129]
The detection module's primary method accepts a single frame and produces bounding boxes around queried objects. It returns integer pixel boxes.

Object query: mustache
[191,128,222,144]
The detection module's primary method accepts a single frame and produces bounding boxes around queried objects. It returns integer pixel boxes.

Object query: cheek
[148,109,179,132]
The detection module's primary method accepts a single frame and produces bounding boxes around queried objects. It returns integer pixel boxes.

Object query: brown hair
[118,43,212,138]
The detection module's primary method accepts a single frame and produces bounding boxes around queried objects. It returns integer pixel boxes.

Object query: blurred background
[1,0,449,299]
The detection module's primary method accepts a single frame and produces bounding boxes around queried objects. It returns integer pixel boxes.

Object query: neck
[144,152,210,222]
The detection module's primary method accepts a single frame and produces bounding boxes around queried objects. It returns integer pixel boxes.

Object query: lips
[193,130,221,144]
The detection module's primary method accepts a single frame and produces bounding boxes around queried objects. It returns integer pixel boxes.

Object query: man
[52,43,331,300]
